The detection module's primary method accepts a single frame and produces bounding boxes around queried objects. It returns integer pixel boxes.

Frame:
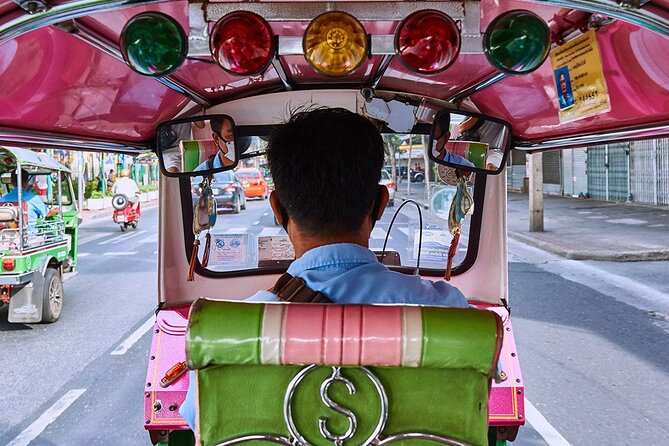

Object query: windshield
[185,130,478,275]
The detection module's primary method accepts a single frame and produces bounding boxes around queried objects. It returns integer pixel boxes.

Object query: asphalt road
[1,200,668,445]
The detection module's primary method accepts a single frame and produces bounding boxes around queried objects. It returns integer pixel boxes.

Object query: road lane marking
[263,212,269,216]
[98,235,124,245]
[397,228,410,237]
[78,233,110,245]
[258,227,283,237]
[138,234,158,243]
[110,229,147,244]
[103,252,138,256]
[253,220,260,225]
[524,398,572,446]
[153,250,158,255]
[7,389,87,446]
[225,226,248,233]
[78,253,90,257]
[111,317,155,355]
[509,239,669,313]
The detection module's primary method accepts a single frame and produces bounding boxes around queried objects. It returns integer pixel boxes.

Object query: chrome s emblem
[318,367,357,444]
[284,365,388,446]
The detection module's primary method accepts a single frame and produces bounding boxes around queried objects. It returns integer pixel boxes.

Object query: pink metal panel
[144,307,190,431]
[478,304,525,427]
[0,26,189,141]
[473,21,669,141]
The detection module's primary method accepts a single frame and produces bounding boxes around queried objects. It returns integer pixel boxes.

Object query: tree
[383,134,402,186]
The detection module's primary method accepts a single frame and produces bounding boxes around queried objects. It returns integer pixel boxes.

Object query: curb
[508,231,669,262]
[397,195,429,209]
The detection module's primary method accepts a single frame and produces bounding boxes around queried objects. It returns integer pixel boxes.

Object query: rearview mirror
[156,115,239,177]
[428,110,511,174]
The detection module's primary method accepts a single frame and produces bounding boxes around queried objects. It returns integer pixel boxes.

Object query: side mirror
[156,115,239,177]
[428,110,511,174]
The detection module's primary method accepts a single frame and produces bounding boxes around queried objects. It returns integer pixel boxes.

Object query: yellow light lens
[303,12,368,77]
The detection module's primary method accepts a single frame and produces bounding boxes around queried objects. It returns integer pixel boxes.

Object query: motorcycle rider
[111,168,140,207]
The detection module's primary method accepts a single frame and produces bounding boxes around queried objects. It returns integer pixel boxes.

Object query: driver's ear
[269,192,289,231]
[375,185,389,220]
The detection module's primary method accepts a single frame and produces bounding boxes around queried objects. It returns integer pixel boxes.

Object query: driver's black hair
[209,117,227,139]
[267,107,384,236]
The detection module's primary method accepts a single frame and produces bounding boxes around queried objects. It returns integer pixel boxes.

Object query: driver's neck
[289,225,371,258]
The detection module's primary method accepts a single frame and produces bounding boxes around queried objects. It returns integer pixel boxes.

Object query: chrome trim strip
[0,0,167,45]
[514,123,669,151]
[0,271,33,285]
[530,0,669,37]
[206,1,466,22]
[371,55,393,89]
[448,72,507,103]
[0,128,148,154]
[53,20,211,107]
[213,435,293,446]
[271,59,293,90]
[377,432,469,446]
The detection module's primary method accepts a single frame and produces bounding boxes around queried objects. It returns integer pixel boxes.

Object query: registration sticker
[412,229,451,262]
[209,233,248,265]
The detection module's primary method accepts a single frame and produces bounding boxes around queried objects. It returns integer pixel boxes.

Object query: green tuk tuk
[0,147,79,324]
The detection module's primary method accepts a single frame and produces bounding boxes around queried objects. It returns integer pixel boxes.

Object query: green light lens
[120,12,187,77]
[483,10,551,75]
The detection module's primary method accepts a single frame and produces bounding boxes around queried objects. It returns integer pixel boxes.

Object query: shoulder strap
[271,273,332,303]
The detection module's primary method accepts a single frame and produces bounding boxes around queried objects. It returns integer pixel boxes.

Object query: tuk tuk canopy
[0,146,71,174]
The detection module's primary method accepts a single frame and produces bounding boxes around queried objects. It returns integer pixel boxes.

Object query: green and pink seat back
[186,300,503,446]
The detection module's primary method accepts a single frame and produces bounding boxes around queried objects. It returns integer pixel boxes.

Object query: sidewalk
[396,185,669,261]
[78,198,158,224]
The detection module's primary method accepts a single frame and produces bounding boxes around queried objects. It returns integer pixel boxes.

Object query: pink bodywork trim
[279,305,406,366]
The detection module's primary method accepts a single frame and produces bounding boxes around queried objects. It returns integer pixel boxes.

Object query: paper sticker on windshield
[209,233,248,265]
[413,229,451,262]
[550,30,610,122]
[258,236,295,261]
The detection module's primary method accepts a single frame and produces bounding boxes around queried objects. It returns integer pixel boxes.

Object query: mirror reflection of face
[211,118,234,156]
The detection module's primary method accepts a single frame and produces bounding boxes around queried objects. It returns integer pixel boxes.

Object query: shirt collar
[287,243,378,275]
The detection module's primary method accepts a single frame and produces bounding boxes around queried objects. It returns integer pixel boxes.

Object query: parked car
[236,167,269,199]
[380,168,396,207]
[191,171,246,214]
[395,166,425,183]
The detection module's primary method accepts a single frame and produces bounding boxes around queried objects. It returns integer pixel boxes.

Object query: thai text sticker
[550,30,610,122]
[210,233,248,265]
[413,229,451,262]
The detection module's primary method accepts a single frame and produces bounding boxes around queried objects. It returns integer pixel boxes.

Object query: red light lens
[224,185,235,192]
[395,10,461,74]
[210,11,275,76]
[2,258,15,271]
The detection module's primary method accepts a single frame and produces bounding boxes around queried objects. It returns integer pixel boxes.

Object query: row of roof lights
[119,9,550,78]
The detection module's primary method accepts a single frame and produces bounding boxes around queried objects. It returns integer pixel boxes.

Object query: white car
[380,169,396,207]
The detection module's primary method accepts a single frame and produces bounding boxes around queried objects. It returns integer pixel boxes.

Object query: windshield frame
[178,169,487,279]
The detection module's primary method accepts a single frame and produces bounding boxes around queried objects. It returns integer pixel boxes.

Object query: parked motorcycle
[112,194,141,232]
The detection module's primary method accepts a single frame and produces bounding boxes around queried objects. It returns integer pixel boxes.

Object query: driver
[111,169,139,206]
[194,116,235,171]
[180,107,468,429]
[0,170,53,224]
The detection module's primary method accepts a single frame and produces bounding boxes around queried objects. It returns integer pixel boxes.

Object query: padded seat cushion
[186,300,504,446]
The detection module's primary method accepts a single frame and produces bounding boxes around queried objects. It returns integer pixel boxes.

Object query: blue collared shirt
[180,243,468,428]
[0,189,47,223]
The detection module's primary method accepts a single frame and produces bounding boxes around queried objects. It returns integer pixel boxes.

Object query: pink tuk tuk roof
[0,0,668,152]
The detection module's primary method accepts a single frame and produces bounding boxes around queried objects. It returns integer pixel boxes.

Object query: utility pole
[422,135,431,202]
[528,152,544,232]
[78,151,84,212]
